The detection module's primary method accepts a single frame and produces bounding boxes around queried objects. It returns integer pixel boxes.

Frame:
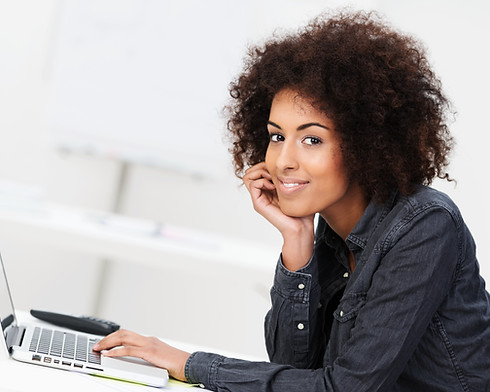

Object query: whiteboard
[48,0,252,178]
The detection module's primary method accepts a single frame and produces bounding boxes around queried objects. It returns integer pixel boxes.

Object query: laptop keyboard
[29,326,101,365]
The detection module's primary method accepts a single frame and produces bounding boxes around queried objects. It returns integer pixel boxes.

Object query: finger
[243,171,272,186]
[100,342,161,369]
[244,163,271,181]
[248,182,276,207]
[244,172,274,194]
[244,161,267,173]
[249,183,280,213]
[101,337,179,375]
[101,345,141,358]
[249,177,275,192]
[93,329,145,351]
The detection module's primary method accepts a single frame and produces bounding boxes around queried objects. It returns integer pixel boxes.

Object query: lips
[277,177,309,194]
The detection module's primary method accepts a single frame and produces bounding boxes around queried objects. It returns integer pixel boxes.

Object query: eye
[303,136,322,145]
[269,133,285,143]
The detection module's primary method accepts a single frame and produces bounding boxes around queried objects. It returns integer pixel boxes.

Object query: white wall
[0,0,488,358]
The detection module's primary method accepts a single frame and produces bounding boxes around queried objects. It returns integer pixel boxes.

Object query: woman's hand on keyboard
[93,329,190,382]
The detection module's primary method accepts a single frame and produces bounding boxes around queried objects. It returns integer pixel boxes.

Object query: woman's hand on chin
[243,162,315,271]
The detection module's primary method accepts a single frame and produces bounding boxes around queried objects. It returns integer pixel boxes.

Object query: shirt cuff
[185,351,225,390]
[273,254,319,302]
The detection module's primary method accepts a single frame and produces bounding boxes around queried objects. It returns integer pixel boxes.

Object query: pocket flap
[333,293,367,322]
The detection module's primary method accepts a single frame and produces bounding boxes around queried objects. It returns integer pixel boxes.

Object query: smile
[278,178,309,194]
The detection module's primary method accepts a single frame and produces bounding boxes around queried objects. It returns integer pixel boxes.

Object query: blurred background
[0,0,488,359]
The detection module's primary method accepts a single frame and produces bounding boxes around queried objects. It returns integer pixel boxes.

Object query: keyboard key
[75,335,88,362]
[62,333,76,359]
[29,327,41,352]
[37,329,52,355]
[88,339,101,365]
[50,331,64,357]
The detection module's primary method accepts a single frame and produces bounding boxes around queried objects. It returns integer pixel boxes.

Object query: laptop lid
[0,253,22,357]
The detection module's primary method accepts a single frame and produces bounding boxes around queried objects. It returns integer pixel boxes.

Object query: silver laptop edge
[0,253,168,387]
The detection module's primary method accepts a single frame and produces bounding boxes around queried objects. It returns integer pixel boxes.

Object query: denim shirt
[185,185,490,391]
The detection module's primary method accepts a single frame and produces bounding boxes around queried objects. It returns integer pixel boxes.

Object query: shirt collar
[318,190,399,252]
[346,190,399,252]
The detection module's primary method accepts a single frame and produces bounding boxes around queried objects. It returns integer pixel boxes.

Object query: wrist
[174,351,191,382]
[281,247,313,271]
[281,226,314,271]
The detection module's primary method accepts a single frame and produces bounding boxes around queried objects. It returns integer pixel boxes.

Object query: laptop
[0,253,169,387]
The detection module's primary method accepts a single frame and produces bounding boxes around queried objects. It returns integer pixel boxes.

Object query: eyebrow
[267,120,330,131]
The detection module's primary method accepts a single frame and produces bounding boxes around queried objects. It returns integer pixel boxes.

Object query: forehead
[269,89,334,127]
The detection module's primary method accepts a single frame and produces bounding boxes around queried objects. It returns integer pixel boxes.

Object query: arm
[265,216,345,368]
[93,162,317,382]
[95,206,460,391]
[185,206,460,391]
[246,162,329,366]
[96,188,461,390]
[264,252,328,368]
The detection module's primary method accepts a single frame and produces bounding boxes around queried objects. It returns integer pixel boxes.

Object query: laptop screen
[0,253,19,347]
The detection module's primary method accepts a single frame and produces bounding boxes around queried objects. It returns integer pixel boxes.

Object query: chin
[278,203,313,218]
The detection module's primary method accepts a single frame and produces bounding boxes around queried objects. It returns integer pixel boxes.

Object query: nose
[275,140,299,172]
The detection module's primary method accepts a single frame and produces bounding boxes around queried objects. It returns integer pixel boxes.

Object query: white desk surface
[1,357,202,392]
[2,311,258,391]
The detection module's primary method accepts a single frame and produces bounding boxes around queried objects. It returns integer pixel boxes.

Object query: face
[265,89,364,223]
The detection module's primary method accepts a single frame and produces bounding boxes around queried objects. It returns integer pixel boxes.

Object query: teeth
[283,183,300,188]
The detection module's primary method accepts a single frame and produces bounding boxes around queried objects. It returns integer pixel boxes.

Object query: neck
[320,184,369,240]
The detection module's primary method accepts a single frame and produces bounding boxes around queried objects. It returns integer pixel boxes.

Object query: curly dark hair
[225,10,454,203]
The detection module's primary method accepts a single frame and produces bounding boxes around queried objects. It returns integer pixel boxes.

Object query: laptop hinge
[5,325,25,351]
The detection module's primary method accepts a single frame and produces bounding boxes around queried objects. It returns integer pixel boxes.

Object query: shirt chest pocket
[326,292,368,362]
[333,293,367,323]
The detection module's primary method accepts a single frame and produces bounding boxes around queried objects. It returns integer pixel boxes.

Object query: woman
[94,10,490,391]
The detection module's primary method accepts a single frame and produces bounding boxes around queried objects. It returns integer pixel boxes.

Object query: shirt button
[297,323,305,330]
[317,302,322,309]
[340,310,344,317]
[298,283,305,290]
[343,272,349,278]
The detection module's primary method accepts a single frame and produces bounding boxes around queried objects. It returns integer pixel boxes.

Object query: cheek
[327,147,349,179]
[315,156,349,189]
[264,148,274,173]
[334,155,350,183]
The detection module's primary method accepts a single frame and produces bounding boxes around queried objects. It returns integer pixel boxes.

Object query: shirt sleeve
[185,206,461,392]
[185,351,330,391]
[264,254,324,368]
